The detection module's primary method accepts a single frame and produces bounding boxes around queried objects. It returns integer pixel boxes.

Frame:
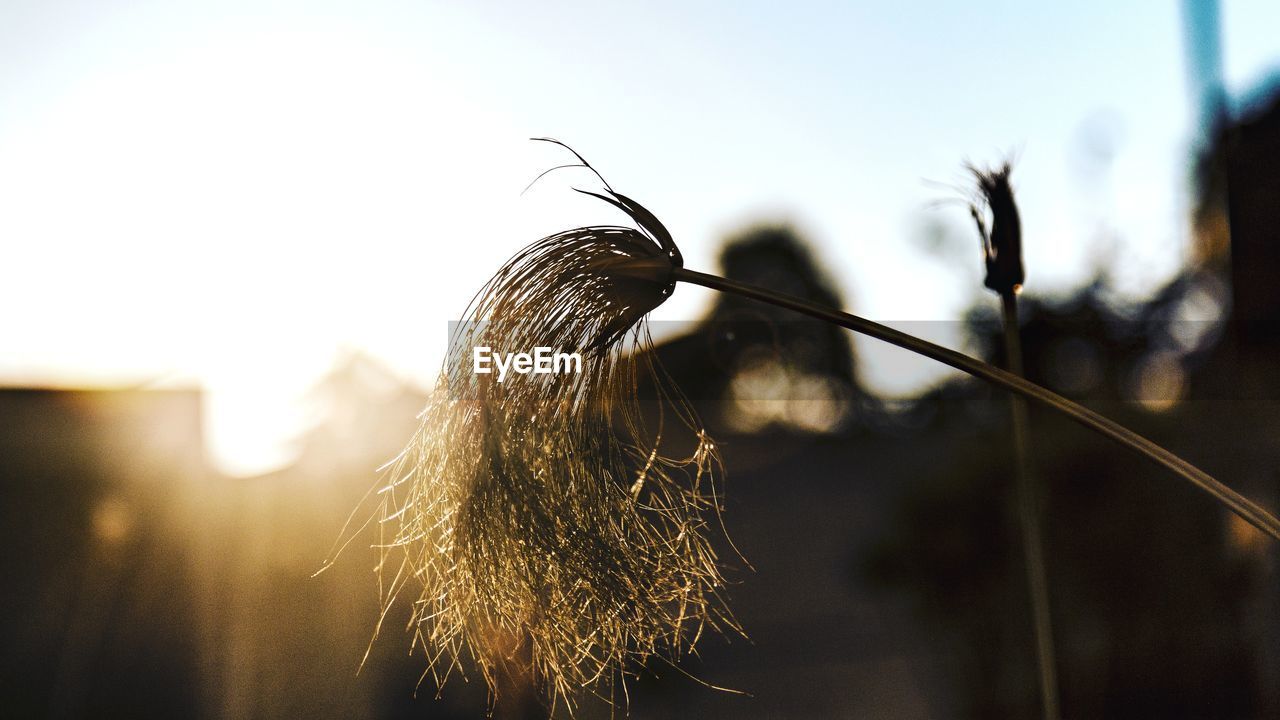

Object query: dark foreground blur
[4,91,1280,720]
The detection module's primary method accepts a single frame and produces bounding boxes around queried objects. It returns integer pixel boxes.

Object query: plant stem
[1001,291,1059,720]
[670,266,1280,542]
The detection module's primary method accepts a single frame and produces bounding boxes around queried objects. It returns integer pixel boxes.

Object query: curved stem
[671,266,1280,542]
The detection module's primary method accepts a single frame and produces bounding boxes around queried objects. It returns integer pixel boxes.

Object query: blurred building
[0,358,490,719]
[0,388,206,717]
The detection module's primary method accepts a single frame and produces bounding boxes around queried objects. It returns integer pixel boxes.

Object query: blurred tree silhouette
[644,224,873,437]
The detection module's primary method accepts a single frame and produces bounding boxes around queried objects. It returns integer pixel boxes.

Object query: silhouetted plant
[349,142,1280,713]
[969,161,1058,720]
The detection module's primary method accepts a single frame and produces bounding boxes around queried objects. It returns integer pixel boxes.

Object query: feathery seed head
[367,149,736,712]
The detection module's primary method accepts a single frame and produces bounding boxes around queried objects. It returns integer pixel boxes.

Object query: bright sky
[2,1,1278,475]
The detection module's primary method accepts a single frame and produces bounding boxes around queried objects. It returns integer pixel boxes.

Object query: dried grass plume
[348,141,738,712]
